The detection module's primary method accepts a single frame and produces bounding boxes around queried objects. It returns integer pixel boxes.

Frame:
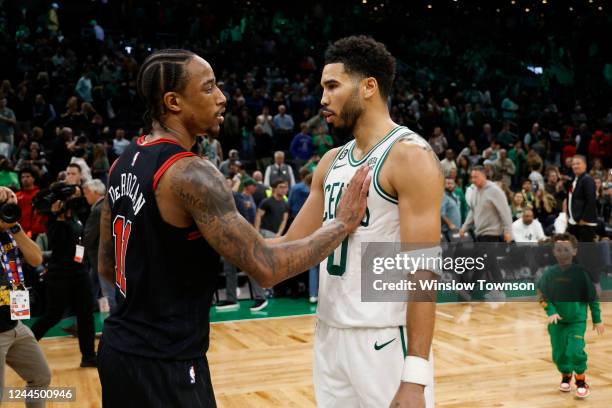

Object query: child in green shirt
[537,233,605,399]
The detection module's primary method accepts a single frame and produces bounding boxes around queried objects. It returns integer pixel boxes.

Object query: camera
[0,201,21,224]
[32,182,80,215]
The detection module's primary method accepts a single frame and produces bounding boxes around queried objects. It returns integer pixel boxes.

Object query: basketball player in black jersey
[96,49,371,407]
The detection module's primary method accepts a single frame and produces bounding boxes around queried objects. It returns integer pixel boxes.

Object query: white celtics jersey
[318,125,430,328]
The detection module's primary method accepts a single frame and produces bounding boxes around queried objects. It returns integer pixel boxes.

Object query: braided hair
[136,49,195,130]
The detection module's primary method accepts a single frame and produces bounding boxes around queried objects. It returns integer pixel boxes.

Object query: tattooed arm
[98,196,114,283]
[169,157,371,287]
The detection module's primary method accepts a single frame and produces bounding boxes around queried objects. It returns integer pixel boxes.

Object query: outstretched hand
[335,165,371,234]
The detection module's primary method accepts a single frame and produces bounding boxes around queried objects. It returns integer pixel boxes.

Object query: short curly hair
[324,36,396,99]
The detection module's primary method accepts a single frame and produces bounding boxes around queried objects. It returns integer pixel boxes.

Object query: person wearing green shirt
[537,233,604,399]
[312,126,334,157]
[508,141,527,188]
[0,156,19,189]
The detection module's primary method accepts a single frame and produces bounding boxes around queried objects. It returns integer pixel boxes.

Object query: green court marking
[210,297,317,323]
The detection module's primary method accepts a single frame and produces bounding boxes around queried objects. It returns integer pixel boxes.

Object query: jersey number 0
[113,215,132,297]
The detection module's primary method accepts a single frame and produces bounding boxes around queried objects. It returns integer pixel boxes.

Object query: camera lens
[0,203,22,224]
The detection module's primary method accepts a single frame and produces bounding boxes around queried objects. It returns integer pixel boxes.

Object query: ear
[163,91,181,113]
[362,77,379,100]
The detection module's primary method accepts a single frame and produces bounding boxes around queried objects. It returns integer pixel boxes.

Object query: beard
[332,88,364,141]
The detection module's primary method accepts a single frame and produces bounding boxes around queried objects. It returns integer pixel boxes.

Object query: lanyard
[0,233,25,289]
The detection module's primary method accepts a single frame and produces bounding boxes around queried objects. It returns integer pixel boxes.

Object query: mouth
[216,109,225,124]
[321,109,335,122]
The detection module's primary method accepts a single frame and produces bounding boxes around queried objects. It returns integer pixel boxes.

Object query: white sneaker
[309,296,318,304]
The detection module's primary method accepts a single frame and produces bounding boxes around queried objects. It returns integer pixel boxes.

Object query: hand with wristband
[389,269,437,408]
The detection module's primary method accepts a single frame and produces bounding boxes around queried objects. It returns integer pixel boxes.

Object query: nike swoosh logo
[374,338,396,350]
[333,163,347,169]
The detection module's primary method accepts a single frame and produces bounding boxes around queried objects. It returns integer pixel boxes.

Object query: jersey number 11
[113,215,132,297]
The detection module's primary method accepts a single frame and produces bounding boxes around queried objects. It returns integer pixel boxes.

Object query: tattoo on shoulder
[398,135,444,178]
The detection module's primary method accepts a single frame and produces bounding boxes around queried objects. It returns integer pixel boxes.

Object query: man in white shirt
[512,208,546,243]
[112,128,130,156]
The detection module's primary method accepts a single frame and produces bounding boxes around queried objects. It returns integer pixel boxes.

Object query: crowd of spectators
[0,1,609,312]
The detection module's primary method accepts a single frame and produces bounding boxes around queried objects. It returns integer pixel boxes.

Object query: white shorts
[313,320,434,408]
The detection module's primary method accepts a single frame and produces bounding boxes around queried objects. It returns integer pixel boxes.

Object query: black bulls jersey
[102,136,219,360]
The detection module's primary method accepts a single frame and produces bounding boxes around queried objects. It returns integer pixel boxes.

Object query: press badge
[10,290,30,320]
[74,245,85,263]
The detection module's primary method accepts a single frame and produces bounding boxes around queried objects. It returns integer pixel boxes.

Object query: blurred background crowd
[0,0,610,309]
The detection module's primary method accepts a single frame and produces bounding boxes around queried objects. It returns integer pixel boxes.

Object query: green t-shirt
[0,171,19,189]
[537,263,601,324]
[313,134,334,157]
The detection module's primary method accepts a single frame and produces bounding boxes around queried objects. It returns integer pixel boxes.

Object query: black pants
[31,273,96,358]
[567,224,597,243]
[567,224,600,284]
[475,235,504,283]
[98,339,216,408]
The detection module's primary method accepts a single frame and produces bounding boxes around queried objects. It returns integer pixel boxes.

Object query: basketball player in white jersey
[277,36,443,407]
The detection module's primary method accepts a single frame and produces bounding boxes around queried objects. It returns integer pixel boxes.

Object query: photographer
[31,185,97,368]
[0,187,51,407]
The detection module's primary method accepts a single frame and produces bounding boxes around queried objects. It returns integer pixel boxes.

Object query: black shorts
[97,338,216,408]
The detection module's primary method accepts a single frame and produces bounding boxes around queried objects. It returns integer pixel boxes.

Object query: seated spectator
[545,166,567,211]
[511,191,527,220]
[521,179,535,205]
[589,157,606,180]
[533,189,558,229]
[0,156,19,189]
[512,208,546,242]
[528,161,545,193]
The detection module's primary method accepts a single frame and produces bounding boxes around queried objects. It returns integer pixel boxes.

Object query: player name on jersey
[108,172,146,216]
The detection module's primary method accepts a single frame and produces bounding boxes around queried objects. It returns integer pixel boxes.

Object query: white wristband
[401,356,432,386]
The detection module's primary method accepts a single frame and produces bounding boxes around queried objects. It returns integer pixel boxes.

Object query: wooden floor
[4,302,611,407]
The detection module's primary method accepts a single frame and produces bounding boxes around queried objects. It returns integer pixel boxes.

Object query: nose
[216,87,227,107]
[320,89,329,107]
